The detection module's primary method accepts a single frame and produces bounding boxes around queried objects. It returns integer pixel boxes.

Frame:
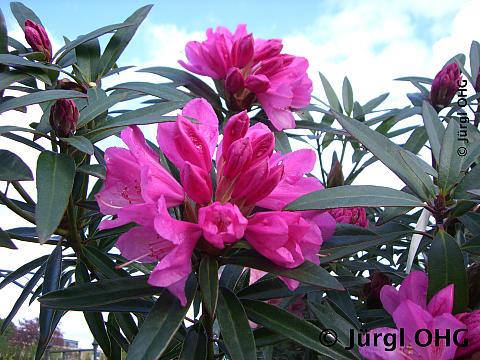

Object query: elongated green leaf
[427,230,468,313]
[36,152,75,243]
[319,72,342,113]
[0,54,60,71]
[254,328,286,348]
[376,206,413,225]
[242,299,358,359]
[438,119,463,192]
[460,212,480,235]
[342,77,353,116]
[60,135,94,155]
[125,276,196,360]
[106,314,129,353]
[39,275,161,309]
[422,101,444,162]
[199,256,218,317]
[1,263,46,334]
[97,6,152,78]
[54,23,133,64]
[237,277,321,301]
[285,185,423,211]
[0,229,16,249]
[110,82,192,101]
[0,89,87,114]
[221,250,343,290]
[219,265,244,290]
[36,245,63,360]
[74,38,100,83]
[114,312,138,343]
[77,164,106,180]
[83,246,129,279]
[333,111,434,200]
[0,149,33,180]
[470,41,480,83]
[78,88,125,127]
[138,67,222,109]
[0,71,29,91]
[179,325,207,360]
[454,164,480,199]
[217,287,256,360]
[461,235,480,255]
[362,93,389,113]
[461,141,480,172]
[0,255,48,290]
[10,2,42,29]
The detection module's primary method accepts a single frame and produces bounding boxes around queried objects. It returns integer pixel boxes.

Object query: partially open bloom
[360,271,479,360]
[429,62,461,112]
[96,98,334,304]
[179,24,312,130]
[329,207,369,228]
[24,20,52,62]
[49,99,79,138]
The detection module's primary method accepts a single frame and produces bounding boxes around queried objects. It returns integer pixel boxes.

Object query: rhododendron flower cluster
[96,98,335,305]
[179,24,312,130]
[360,271,480,360]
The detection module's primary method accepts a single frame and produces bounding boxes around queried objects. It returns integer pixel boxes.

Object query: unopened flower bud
[362,271,392,309]
[225,67,245,93]
[429,62,461,112]
[253,39,283,62]
[224,138,252,179]
[245,74,270,93]
[180,162,212,205]
[327,162,344,188]
[222,111,249,154]
[231,33,254,68]
[56,79,87,93]
[49,99,79,138]
[24,20,52,62]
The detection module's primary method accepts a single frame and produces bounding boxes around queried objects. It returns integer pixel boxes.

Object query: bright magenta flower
[360,271,477,360]
[24,19,52,62]
[97,98,334,304]
[328,207,369,228]
[179,24,312,130]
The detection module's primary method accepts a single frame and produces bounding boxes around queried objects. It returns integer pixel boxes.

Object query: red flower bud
[429,62,461,112]
[225,67,245,93]
[56,79,88,94]
[49,99,79,138]
[24,20,52,62]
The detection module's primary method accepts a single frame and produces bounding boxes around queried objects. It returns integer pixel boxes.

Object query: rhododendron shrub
[0,3,479,360]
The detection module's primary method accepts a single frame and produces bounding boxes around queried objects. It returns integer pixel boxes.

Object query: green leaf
[253,328,286,348]
[421,101,444,162]
[219,265,244,290]
[362,93,389,113]
[454,164,480,199]
[461,141,480,172]
[110,82,192,102]
[138,67,222,110]
[0,229,16,249]
[274,131,292,155]
[470,41,480,83]
[285,185,423,211]
[427,230,468,314]
[1,263,46,334]
[60,135,94,155]
[319,72,342,113]
[332,110,434,200]
[77,87,128,127]
[74,38,100,83]
[35,151,75,243]
[97,5,152,78]
[54,23,133,64]
[438,119,463,192]
[0,255,48,290]
[114,312,138,343]
[0,149,33,180]
[179,325,207,360]
[83,246,129,279]
[10,2,43,29]
[125,276,196,360]
[237,277,321,301]
[221,250,344,290]
[342,77,353,116]
[242,299,358,359]
[0,71,29,91]
[461,235,480,255]
[198,255,218,317]
[460,212,480,235]
[39,275,161,309]
[217,287,256,360]
[0,89,87,114]
[106,314,129,353]
[77,164,106,180]
[0,54,60,71]
[376,206,413,225]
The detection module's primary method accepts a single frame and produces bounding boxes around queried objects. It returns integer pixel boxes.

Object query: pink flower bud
[232,159,269,200]
[56,79,88,93]
[455,310,480,358]
[24,20,52,62]
[244,163,284,206]
[222,111,250,155]
[223,138,252,179]
[49,99,79,138]
[245,74,270,93]
[231,33,254,68]
[329,207,369,228]
[180,162,212,205]
[250,132,275,165]
[225,67,245,93]
[198,202,248,249]
[253,39,283,62]
[176,115,212,172]
[429,62,461,112]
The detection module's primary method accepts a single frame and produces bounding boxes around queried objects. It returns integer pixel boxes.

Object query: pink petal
[115,226,172,263]
[427,284,454,317]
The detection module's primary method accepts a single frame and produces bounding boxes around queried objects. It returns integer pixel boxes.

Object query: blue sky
[1,0,479,349]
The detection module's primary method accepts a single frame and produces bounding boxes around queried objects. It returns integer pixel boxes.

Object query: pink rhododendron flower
[329,207,369,228]
[97,98,335,304]
[179,24,312,130]
[360,271,479,360]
